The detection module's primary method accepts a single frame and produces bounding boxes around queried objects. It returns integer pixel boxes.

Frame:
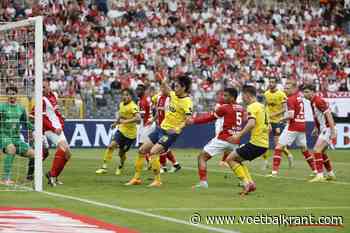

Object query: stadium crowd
[0,0,349,112]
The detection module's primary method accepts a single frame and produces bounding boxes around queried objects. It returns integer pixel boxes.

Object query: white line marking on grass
[0,189,31,192]
[143,206,350,212]
[42,191,239,233]
[183,167,350,186]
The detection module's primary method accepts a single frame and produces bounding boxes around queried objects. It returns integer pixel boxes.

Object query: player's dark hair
[302,84,316,92]
[224,87,238,99]
[242,85,256,97]
[6,86,18,94]
[177,75,192,93]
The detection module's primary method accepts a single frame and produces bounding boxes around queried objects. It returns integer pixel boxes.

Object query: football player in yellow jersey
[96,89,140,175]
[226,85,269,196]
[126,75,193,187]
[263,77,294,170]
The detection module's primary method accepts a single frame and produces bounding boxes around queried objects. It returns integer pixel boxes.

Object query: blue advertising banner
[64,120,350,149]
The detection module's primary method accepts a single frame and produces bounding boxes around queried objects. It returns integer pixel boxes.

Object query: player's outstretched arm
[188,112,217,125]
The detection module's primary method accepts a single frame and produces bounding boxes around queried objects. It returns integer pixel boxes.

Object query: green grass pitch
[0,148,349,233]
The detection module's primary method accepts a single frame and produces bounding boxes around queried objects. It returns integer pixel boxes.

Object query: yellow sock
[103,148,114,162]
[282,147,291,157]
[241,164,253,182]
[232,164,249,183]
[134,154,144,179]
[151,156,161,182]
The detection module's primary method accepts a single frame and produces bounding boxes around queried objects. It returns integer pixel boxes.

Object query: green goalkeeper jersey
[0,103,33,139]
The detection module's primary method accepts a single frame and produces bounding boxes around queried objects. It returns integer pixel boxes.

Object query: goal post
[0,16,43,191]
[34,16,43,192]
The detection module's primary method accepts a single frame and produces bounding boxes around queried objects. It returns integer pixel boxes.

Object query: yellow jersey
[264,90,286,123]
[247,102,269,148]
[118,100,139,139]
[161,91,193,134]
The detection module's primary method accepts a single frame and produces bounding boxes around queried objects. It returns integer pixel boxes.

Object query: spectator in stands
[1,0,349,117]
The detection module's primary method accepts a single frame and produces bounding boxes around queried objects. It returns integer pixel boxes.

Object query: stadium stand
[0,0,349,118]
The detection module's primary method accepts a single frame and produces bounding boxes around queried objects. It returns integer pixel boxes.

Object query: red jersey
[311,95,331,130]
[138,95,152,126]
[154,95,169,126]
[286,92,305,132]
[214,104,245,143]
[192,103,245,144]
[43,92,64,132]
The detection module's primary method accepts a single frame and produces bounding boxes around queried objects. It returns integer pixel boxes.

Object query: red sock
[159,152,167,167]
[50,148,67,177]
[313,152,323,174]
[322,153,333,172]
[303,151,315,172]
[272,148,282,172]
[166,150,177,165]
[221,151,229,162]
[198,168,207,181]
[57,157,68,177]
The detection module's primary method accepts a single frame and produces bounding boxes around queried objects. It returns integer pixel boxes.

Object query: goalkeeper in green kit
[0,86,35,185]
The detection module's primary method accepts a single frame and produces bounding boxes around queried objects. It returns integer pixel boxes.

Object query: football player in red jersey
[187,88,245,188]
[269,79,316,177]
[42,79,72,186]
[303,84,336,182]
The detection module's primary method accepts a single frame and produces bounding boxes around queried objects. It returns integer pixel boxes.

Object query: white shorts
[279,128,307,147]
[316,128,332,145]
[136,123,156,146]
[203,138,238,157]
[45,130,67,146]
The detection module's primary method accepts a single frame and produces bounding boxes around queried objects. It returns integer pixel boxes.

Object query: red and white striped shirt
[154,94,170,126]
[43,92,64,132]
[311,95,331,130]
[138,95,152,127]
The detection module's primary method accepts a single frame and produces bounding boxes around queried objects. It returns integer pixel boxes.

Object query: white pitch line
[0,189,31,192]
[143,206,350,212]
[183,167,350,186]
[42,191,239,233]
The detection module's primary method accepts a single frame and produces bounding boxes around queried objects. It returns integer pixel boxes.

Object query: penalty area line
[41,191,239,233]
[183,167,350,186]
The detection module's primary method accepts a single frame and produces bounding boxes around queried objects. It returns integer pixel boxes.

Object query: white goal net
[0,17,43,192]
